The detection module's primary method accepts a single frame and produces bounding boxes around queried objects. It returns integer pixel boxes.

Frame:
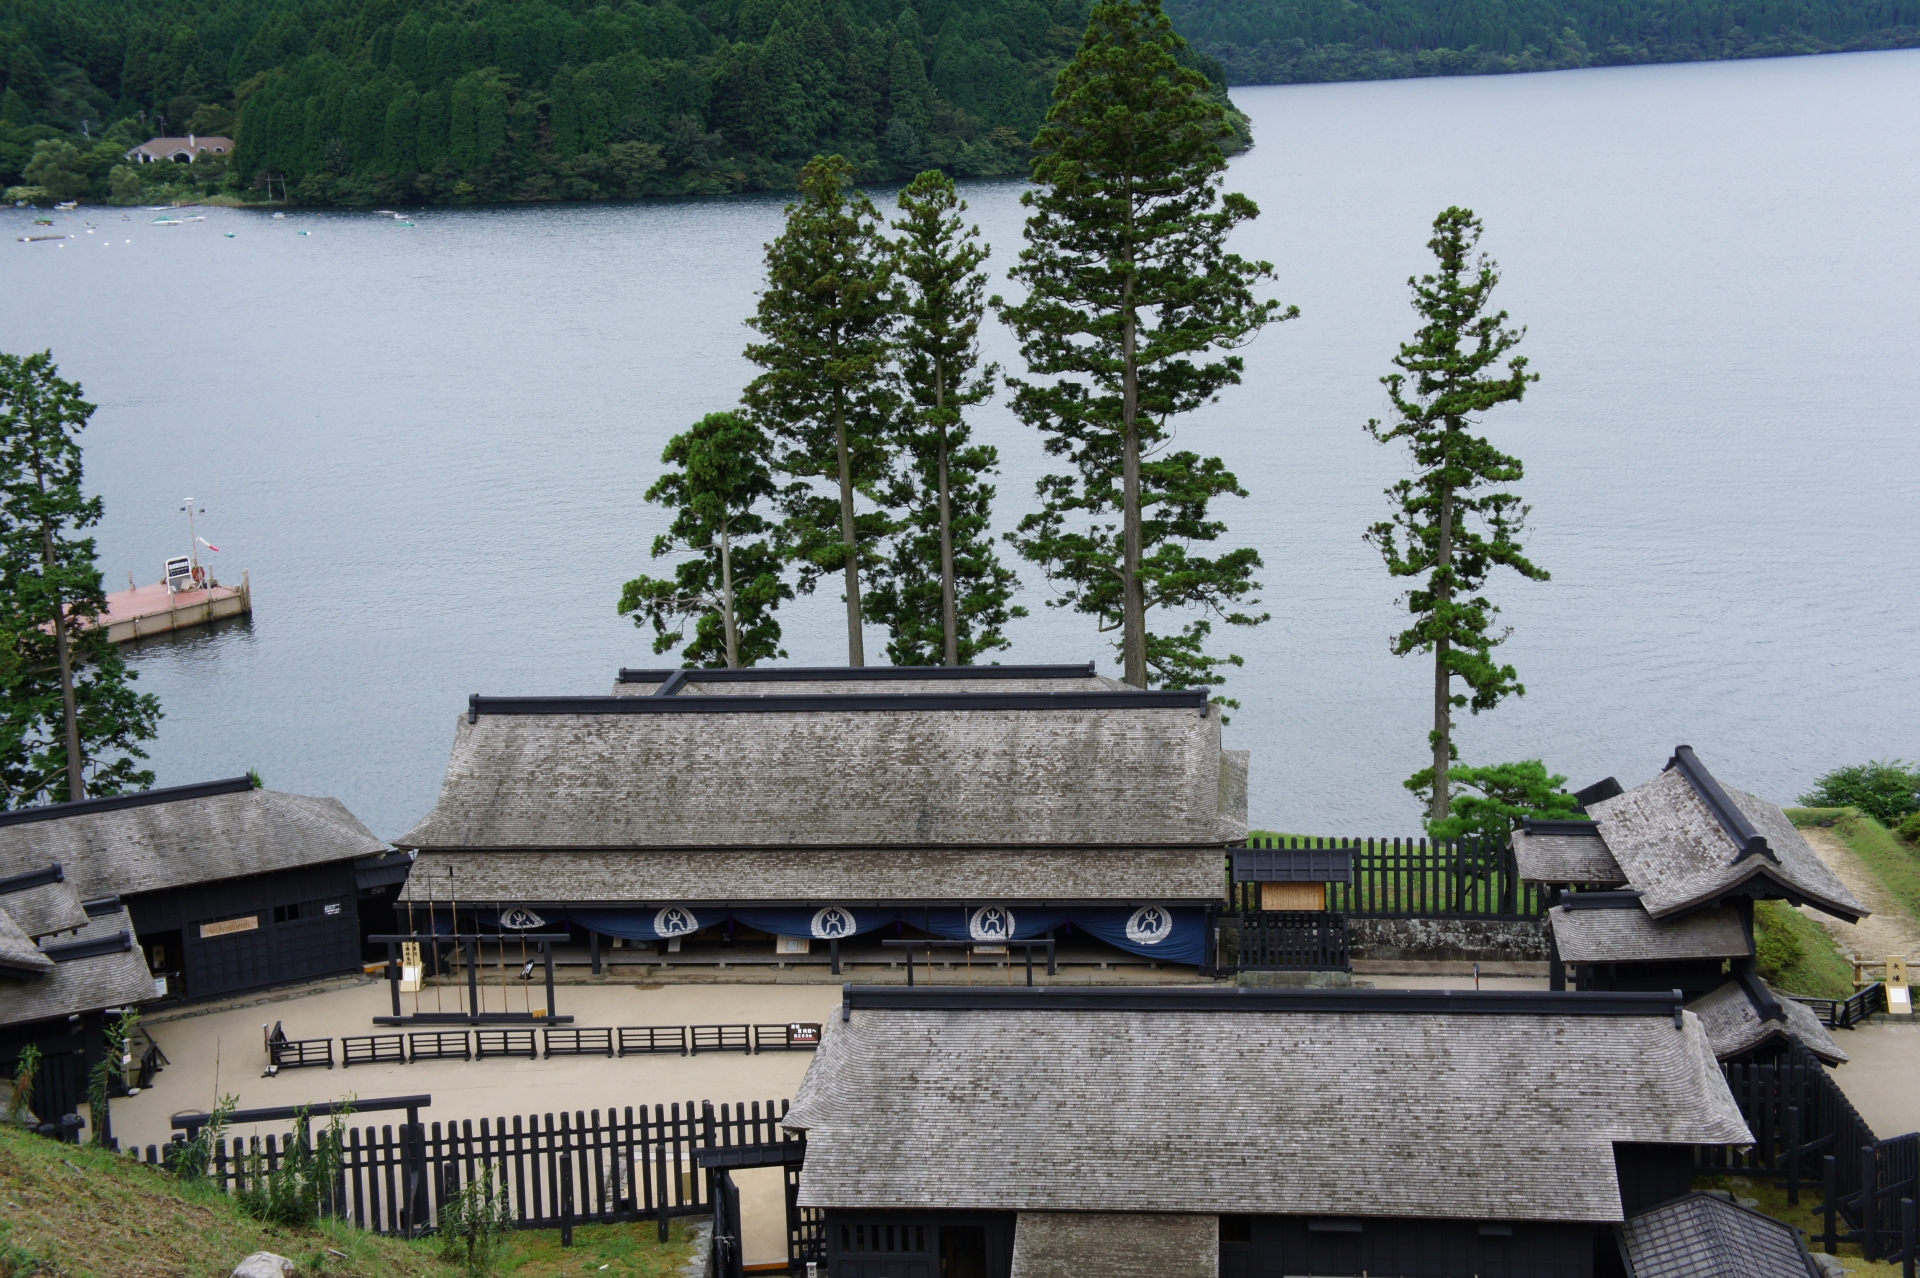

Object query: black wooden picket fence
[1709,1040,1919,1264]
[1237,911,1351,971]
[133,1097,800,1245]
[1231,836,1546,920]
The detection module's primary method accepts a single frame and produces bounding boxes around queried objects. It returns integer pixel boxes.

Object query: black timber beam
[1665,745,1775,863]
[469,689,1206,720]
[1520,818,1603,836]
[41,930,133,962]
[616,662,1096,683]
[0,863,64,893]
[0,775,255,828]
[1560,890,1646,911]
[839,985,1689,1019]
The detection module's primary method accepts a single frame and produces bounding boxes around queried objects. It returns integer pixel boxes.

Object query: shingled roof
[1513,822,1626,886]
[0,907,154,1028]
[403,845,1226,905]
[1548,904,1751,964]
[0,778,388,900]
[613,663,1120,697]
[1620,1192,1818,1278]
[784,988,1749,1222]
[1587,750,1865,922]
[1686,978,1848,1065]
[0,865,89,939]
[398,680,1243,851]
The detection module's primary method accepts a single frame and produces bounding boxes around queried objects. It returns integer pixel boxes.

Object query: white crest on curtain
[499,907,545,930]
[811,907,855,939]
[653,906,700,937]
[969,906,1015,941]
[1125,906,1172,945]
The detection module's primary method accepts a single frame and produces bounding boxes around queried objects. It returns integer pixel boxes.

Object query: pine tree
[619,412,791,669]
[867,170,1021,666]
[743,154,898,667]
[996,0,1292,692]
[0,352,161,807]
[1365,207,1545,823]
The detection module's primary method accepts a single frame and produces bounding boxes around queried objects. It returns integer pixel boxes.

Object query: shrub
[1415,760,1585,847]
[235,1103,351,1226]
[438,1163,513,1276]
[1897,811,1920,844]
[1800,760,1920,825]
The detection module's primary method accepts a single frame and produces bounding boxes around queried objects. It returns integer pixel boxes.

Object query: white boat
[151,218,183,226]
[54,201,77,211]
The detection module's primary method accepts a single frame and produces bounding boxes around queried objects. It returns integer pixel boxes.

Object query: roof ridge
[616,663,1098,683]
[839,986,1687,1019]
[0,775,254,828]
[468,690,1207,720]
[1665,745,1774,863]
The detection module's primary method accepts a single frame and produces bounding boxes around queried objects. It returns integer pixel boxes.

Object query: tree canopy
[0,0,1236,202]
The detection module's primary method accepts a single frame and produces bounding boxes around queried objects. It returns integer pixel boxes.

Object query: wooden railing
[1231,836,1546,920]
[1237,911,1351,972]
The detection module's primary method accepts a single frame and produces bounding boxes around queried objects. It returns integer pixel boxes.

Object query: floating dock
[98,570,251,642]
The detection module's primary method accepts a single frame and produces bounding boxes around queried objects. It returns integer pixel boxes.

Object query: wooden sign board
[1261,882,1327,912]
[199,915,259,939]
[787,1022,821,1046]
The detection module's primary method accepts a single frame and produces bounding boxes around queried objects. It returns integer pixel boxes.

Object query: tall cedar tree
[867,170,1023,665]
[996,0,1292,692]
[619,411,791,668]
[1365,208,1545,822]
[743,155,897,667]
[0,352,161,807]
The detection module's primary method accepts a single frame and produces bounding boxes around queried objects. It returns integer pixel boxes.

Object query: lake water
[3,50,1916,841]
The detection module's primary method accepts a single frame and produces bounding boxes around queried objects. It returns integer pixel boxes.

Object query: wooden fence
[1237,911,1351,972]
[132,1097,799,1241]
[1709,1040,1918,1263]
[1232,836,1546,920]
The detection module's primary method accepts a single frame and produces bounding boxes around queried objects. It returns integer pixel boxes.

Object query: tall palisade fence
[131,1099,798,1242]
[1710,1040,1919,1264]
[1231,836,1547,919]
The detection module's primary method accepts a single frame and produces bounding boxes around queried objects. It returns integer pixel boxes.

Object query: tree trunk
[718,516,739,669]
[1430,480,1456,823]
[834,396,865,667]
[935,358,958,667]
[42,522,84,802]
[1120,271,1146,688]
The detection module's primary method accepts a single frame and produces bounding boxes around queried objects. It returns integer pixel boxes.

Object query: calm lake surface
[4,50,1917,840]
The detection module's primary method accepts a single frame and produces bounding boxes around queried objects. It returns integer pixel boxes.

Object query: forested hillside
[1165,0,1920,84]
[0,0,1232,203]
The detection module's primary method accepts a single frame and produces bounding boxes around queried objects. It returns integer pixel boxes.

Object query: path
[1796,825,1920,964]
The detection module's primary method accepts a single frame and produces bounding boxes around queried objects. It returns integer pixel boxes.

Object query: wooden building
[0,861,155,1135]
[1515,745,1864,1065]
[395,664,1247,967]
[0,775,400,1005]
[778,985,1752,1278]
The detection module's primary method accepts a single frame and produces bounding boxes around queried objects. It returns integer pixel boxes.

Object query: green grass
[1788,806,1920,927]
[1752,899,1854,998]
[0,1123,698,1278]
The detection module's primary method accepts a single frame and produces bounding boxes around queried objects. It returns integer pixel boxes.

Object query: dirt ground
[1796,825,1920,965]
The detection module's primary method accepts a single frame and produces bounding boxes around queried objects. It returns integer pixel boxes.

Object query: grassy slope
[1751,899,1854,999]
[1789,806,1920,926]
[0,1125,698,1278]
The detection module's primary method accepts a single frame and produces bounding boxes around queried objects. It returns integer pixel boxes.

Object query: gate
[1236,911,1351,972]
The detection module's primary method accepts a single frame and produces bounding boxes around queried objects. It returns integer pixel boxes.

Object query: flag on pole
[198,537,221,552]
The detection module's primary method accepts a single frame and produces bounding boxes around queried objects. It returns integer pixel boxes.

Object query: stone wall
[1346,916,1548,963]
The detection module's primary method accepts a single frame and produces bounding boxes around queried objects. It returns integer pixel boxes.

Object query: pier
[97,570,251,642]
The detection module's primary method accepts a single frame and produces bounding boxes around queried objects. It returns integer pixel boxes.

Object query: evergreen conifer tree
[743,154,898,667]
[0,352,161,807]
[996,0,1291,692]
[1365,208,1545,822]
[619,411,791,669]
[867,170,1021,666]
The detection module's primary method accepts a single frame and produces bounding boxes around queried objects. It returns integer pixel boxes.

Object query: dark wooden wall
[823,1210,1014,1278]
[129,862,363,1001]
[1221,1214,1594,1278]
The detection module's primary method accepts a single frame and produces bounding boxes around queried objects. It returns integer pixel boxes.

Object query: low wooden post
[655,1109,671,1244]
[560,1153,574,1247]
[1865,1145,1880,1261]
[464,940,479,1019]
[830,939,839,976]
[1825,1155,1838,1253]
[1786,1105,1801,1206]
[1901,1197,1915,1278]
[543,942,556,1017]
[589,931,601,976]
[387,942,401,1017]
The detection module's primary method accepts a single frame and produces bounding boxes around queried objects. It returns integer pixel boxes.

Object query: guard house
[395,664,1248,967]
[779,986,1752,1278]
[0,776,403,1004]
[0,862,155,1136]
[1514,745,1864,1065]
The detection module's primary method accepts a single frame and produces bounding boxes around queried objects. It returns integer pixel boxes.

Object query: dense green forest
[1165,0,1920,84]
[3,0,1915,205]
[0,0,1233,203]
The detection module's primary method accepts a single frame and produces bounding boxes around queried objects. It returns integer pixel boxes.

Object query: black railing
[1237,911,1351,972]
[1708,1040,1920,1263]
[1231,836,1546,920]
[133,1097,799,1241]
[1788,983,1887,1029]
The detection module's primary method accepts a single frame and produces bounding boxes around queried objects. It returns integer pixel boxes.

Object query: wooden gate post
[1865,1145,1880,1261]
[1825,1155,1838,1253]
[560,1155,575,1248]
[1786,1105,1801,1206]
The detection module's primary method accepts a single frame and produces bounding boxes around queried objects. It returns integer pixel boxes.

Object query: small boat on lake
[95,500,253,642]
[54,201,77,211]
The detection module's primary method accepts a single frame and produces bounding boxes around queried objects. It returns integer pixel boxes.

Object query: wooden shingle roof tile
[1548,905,1751,964]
